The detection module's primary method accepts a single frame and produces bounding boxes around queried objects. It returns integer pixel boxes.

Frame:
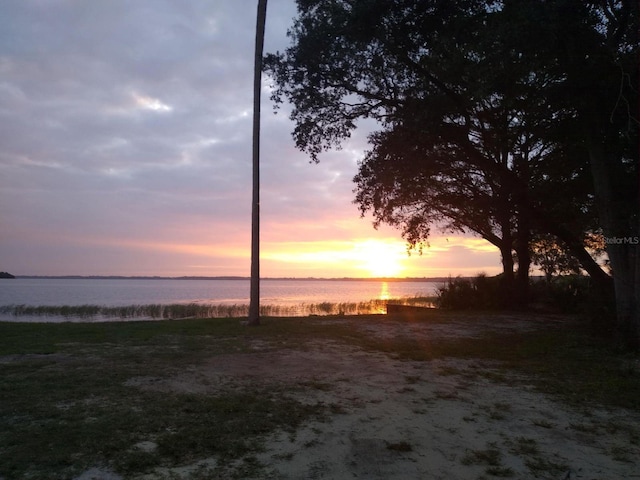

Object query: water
[0,277,440,321]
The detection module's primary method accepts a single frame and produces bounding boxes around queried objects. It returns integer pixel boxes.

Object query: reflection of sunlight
[379,281,390,301]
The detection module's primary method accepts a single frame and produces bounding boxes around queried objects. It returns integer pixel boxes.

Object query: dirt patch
[121,315,640,479]
[255,345,638,479]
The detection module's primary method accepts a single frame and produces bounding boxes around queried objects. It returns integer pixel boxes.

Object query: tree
[535,0,638,347]
[531,234,583,283]
[248,0,268,326]
[267,0,638,343]
[266,0,610,306]
[576,0,638,348]
[531,232,606,283]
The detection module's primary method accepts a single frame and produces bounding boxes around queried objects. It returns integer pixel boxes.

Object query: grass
[461,445,515,477]
[385,440,413,452]
[0,318,330,479]
[0,312,638,479]
[508,437,539,456]
[461,447,502,466]
[0,295,437,321]
[524,456,569,476]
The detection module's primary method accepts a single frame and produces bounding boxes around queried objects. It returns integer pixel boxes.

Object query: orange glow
[55,229,501,278]
[263,238,408,277]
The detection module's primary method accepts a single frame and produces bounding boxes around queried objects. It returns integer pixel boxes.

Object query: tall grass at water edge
[0,296,436,321]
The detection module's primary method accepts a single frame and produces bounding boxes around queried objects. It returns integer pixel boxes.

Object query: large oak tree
[266,0,638,345]
[547,0,638,347]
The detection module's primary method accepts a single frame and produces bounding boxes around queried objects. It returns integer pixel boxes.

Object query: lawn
[1,312,638,479]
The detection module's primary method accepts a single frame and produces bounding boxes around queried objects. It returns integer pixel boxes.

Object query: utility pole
[248,0,267,325]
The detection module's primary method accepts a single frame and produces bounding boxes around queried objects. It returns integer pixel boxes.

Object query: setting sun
[262,238,409,277]
[260,235,501,278]
[353,239,406,277]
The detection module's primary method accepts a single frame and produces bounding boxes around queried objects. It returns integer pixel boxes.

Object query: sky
[0,0,503,278]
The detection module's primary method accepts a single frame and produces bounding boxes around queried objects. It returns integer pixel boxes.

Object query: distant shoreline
[15,275,453,283]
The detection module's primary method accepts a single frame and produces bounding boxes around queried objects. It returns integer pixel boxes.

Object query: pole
[248,0,267,325]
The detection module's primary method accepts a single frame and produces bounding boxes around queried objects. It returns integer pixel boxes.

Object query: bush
[529,275,589,313]
[437,273,616,329]
[529,275,615,328]
[436,274,507,310]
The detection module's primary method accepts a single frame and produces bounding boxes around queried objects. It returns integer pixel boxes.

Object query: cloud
[0,0,500,277]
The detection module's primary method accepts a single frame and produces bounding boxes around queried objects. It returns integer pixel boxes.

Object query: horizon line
[11,274,466,282]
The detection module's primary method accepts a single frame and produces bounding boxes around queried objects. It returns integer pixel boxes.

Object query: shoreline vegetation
[0,273,604,322]
[0,296,437,321]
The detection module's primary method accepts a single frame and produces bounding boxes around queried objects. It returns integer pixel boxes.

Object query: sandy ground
[78,315,640,480]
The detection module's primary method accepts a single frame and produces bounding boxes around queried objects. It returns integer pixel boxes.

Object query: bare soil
[79,314,640,479]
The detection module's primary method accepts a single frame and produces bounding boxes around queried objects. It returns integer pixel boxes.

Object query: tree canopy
[266,0,639,344]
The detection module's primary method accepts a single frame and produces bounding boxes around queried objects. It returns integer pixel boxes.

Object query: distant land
[15,275,454,283]
[0,272,16,279]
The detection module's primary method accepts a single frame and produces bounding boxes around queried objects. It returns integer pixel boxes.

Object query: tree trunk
[514,156,531,308]
[498,225,515,307]
[534,215,614,294]
[248,0,268,326]
[588,139,639,349]
[514,236,530,308]
[500,243,514,281]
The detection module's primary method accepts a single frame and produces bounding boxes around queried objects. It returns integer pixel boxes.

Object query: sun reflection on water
[379,281,390,301]
[374,281,390,313]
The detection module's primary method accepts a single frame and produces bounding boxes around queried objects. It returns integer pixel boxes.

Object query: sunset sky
[0,0,504,278]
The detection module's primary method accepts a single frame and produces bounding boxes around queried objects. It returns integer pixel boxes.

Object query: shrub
[529,275,585,313]
[529,275,615,333]
[432,272,616,323]
[436,274,507,310]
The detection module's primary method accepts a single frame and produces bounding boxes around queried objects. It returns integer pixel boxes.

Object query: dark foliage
[438,274,616,320]
[267,0,638,345]
[436,274,509,310]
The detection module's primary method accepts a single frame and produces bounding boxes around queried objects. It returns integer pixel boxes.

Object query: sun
[354,240,406,277]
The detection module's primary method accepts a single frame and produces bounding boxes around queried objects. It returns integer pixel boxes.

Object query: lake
[0,277,440,321]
